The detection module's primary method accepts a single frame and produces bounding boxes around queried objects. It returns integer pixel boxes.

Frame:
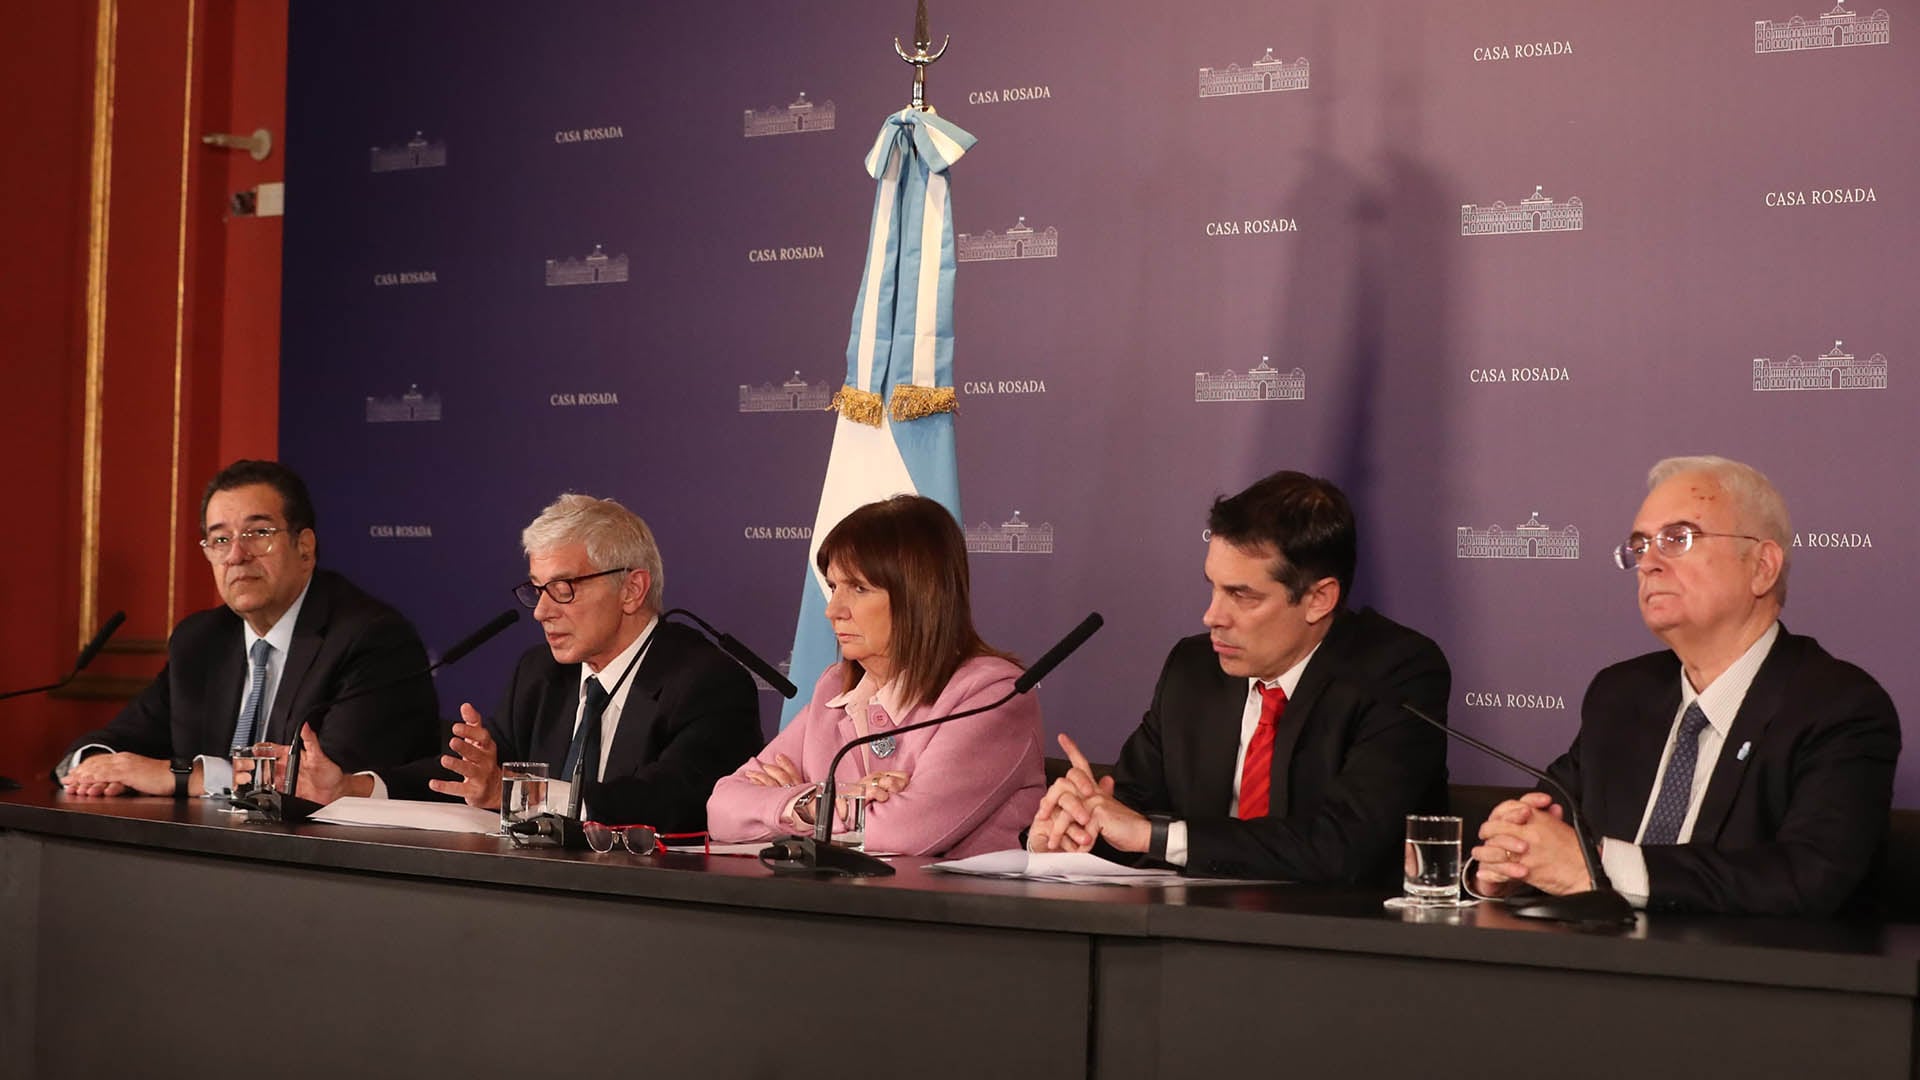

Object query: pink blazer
[707,655,1043,857]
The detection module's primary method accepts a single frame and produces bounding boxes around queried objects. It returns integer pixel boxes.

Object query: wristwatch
[792,786,820,826]
[1147,813,1173,862]
[170,759,193,800]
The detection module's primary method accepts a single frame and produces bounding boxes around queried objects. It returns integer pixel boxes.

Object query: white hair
[521,493,664,612]
[1647,455,1790,605]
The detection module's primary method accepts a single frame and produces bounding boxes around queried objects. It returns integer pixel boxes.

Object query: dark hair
[814,494,1014,709]
[200,460,318,537]
[1207,470,1356,604]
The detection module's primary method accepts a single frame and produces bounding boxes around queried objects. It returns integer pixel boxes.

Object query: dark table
[4,786,1918,1079]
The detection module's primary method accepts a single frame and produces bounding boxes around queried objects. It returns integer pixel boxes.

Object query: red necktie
[1238,684,1287,819]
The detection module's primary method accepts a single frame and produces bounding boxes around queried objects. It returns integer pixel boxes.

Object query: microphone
[661,608,796,698]
[241,610,520,823]
[761,613,1104,877]
[0,610,126,792]
[0,610,127,702]
[1384,693,1634,927]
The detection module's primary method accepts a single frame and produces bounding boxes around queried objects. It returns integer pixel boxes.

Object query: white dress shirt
[1165,643,1321,867]
[1599,621,1780,905]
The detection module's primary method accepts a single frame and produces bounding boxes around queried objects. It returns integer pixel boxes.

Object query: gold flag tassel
[829,385,886,427]
[889,383,956,422]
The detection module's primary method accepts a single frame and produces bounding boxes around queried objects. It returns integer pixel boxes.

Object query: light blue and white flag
[782,109,977,726]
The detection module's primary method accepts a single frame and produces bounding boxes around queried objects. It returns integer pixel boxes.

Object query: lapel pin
[1737,741,1751,762]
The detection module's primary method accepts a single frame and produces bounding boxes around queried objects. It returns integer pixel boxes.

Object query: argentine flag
[781,109,977,726]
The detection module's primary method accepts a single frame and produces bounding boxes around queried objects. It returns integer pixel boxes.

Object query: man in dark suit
[1030,470,1451,883]
[58,460,437,799]
[285,493,760,831]
[1472,456,1900,915]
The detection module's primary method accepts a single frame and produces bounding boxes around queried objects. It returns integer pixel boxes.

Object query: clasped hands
[743,753,907,826]
[1471,790,1594,896]
[1027,734,1150,854]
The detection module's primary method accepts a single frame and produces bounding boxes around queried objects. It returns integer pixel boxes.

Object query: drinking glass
[1385,814,1469,910]
[500,762,550,834]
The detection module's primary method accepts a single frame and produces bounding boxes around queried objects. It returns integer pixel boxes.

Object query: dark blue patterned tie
[561,676,610,788]
[230,639,272,751]
[1643,702,1711,845]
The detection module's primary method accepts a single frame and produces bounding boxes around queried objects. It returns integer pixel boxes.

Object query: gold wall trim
[168,0,198,627]
[78,0,120,650]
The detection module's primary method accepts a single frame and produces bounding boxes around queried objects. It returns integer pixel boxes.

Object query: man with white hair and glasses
[1471,455,1899,915]
[284,493,761,831]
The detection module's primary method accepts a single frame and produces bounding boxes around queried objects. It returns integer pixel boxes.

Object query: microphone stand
[2,611,128,791]
[1398,702,1635,927]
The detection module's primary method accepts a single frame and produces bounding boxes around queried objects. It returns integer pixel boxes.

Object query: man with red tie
[1028,470,1451,882]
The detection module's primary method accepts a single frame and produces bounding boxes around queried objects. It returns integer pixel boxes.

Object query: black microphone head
[1013,613,1104,694]
[74,610,128,672]
[439,610,519,667]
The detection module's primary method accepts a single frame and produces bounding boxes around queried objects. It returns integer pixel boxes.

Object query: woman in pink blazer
[707,495,1043,857]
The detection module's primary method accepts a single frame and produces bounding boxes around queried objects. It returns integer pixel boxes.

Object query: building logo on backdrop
[368,524,433,539]
[744,92,836,137]
[1755,3,1890,52]
[1462,186,1583,235]
[372,270,437,286]
[1457,513,1580,559]
[549,392,620,407]
[554,124,625,144]
[545,245,629,287]
[1195,357,1305,402]
[1461,689,1569,710]
[964,511,1055,554]
[966,84,1053,105]
[365,385,442,423]
[962,377,1049,396]
[958,217,1058,262]
[1753,341,1887,391]
[370,132,447,173]
[742,525,813,540]
[740,372,836,413]
[748,245,826,263]
[1198,48,1309,97]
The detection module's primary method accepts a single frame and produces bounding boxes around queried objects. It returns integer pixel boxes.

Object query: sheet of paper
[311,796,502,835]
[928,849,1185,884]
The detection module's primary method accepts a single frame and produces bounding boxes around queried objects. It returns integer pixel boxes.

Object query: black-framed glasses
[199,527,285,561]
[582,822,708,855]
[512,567,630,608]
[1613,523,1763,570]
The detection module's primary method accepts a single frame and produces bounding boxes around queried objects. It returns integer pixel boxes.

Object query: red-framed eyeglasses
[581,822,708,855]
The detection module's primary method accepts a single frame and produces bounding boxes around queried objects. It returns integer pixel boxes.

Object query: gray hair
[1646,455,1791,605]
[521,493,664,612]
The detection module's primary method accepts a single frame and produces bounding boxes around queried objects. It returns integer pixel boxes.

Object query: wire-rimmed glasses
[199,527,284,561]
[582,822,708,855]
[511,567,630,609]
[1612,523,1763,570]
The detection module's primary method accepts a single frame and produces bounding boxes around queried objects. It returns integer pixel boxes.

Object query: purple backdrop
[280,1,1920,801]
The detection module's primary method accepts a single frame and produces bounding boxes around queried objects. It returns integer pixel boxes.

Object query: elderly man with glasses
[284,493,760,832]
[57,460,439,799]
[1470,455,1900,916]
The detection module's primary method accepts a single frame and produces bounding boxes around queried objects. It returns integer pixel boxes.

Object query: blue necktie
[1643,702,1711,845]
[231,639,272,751]
[561,676,611,796]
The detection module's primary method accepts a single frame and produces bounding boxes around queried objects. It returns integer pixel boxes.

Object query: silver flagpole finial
[893,0,949,113]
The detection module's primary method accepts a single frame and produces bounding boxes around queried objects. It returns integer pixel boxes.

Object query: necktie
[562,676,611,817]
[1642,702,1711,845]
[230,639,272,751]
[1237,684,1287,819]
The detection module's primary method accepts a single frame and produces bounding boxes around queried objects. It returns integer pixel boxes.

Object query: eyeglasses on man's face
[198,527,285,562]
[512,567,630,609]
[1612,523,1762,570]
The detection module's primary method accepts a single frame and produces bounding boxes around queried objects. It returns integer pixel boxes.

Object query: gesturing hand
[428,703,503,809]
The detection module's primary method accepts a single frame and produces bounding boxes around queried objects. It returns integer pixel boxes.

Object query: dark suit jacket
[1547,626,1900,916]
[60,569,439,776]
[384,621,760,831]
[1110,606,1451,883]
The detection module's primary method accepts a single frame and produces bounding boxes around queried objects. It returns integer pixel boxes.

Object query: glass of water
[816,781,870,852]
[500,762,550,834]
[227,745,277,813]
[1386,814,1469,910]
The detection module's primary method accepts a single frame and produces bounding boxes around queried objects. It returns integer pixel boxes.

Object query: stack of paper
[311,797,502,835]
